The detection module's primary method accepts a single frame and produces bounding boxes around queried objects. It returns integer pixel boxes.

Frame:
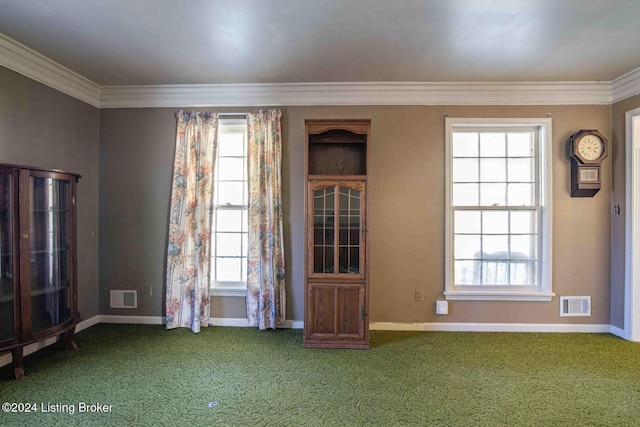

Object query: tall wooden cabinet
[0,164,80,379]
[304,120,370,349]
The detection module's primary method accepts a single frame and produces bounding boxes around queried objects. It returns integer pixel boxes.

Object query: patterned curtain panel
[246,109,286,329]
[166,111,218,332]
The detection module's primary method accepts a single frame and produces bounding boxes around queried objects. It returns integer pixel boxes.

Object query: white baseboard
[283,320,304,329]
[609,325,626,338]
[208,318,304,329]
[209,317,249,327]
[96,315,298,328]
[0,315,101,368]
[98,315,165,325]
[0,336,60,368]
[370,322,612,333]
[76,315,101,332]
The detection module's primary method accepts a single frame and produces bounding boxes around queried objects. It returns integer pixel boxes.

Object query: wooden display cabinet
[304,120,370,349]
[0,164,80,379]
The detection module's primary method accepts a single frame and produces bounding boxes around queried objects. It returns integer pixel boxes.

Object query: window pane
[511,235,536,259]
[507,183,534,206]
[218,157,245,181]
[480,158,506,182]
[217,181,245,205]
[216,233,242,256]
[455,260,481,285]
[508,133,534,157]
[455,235,481,259]
[510,261,536,285]
[216,258,242,281]
[482,260,509,285]
[453,158,478,182]
[453,133,478,157]
[242,210,248,232]
[511,210,537,234]
[482,211,508,234]
[453,184,479,206]
[480,133,506,157]
[483,235,508,259]
[454,210,481,234]
[480,183,506,206]
[218,132,244,156]
[216,210,243,232]
[508,158,534,182]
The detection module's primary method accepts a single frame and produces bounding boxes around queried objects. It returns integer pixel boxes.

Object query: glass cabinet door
[338,186,361,275]
[310,181,365,279]
[29,175,72,333]
[0,170,15,342]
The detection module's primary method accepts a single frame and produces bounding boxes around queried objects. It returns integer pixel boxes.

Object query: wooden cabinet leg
[64,330,78,351]
[12,347,24,380]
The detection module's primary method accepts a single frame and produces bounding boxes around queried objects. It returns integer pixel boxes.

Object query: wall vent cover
[559,296,591,317]
[110,290,138,309]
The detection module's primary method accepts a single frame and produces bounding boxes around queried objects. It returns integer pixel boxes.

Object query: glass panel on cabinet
[29,177,72,332]
[0,172,14,341]
[313,187,335,273]
[338,187,360,274]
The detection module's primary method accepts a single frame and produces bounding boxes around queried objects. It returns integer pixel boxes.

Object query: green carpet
[0,324,639,426]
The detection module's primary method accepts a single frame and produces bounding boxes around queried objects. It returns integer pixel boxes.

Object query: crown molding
[4,31,640,108]
[0,33,101,107]
[611,67,640,104]
[100,81,613,108]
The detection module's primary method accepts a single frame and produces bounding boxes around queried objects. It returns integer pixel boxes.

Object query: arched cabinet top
[0,163,81,180]
[306,119,370,136]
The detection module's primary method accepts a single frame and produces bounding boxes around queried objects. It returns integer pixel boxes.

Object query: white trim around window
[444,118,554,301]
[210,118,249,296]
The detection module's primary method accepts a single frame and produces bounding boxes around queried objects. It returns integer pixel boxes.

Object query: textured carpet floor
[0,324,639,426]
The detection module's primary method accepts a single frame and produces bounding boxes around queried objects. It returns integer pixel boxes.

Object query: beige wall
[100,104,612,325]
[610,94,640,329]
[0,66,100,319]
[0,61,620,327]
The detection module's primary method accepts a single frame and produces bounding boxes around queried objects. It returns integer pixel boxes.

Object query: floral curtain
[246,109,286,329]
[165,111,217,332]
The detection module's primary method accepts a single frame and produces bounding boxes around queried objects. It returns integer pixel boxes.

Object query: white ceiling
[1,0,640,87]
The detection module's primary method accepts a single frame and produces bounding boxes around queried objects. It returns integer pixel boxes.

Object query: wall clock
[569,130,608,197]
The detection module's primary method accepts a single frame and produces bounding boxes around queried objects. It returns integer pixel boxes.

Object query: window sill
[210,287,247,297]
[444,291,555,302]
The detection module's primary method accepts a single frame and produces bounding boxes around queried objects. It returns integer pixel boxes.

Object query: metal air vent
[110,290,138,308]
[559,296,591,317]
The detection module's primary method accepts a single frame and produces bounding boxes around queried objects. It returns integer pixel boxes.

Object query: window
[444,118,553,301]
[211,119,248,296]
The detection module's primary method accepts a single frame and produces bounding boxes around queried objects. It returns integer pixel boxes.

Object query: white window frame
[444,117,554,301]
[210,118,248,297]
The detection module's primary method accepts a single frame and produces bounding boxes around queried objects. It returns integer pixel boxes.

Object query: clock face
[577,134,604,161]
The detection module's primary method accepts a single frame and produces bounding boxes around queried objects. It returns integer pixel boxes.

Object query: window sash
[452,206,540,287]
[211,119,248,289]
[444,118,552,300]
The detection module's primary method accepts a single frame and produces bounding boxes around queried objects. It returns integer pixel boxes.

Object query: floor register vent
[110,290,138,309]
[559,296,591,317]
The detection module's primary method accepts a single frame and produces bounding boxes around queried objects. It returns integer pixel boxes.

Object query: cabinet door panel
[0,170,15,343]
[307,283,364,341]
[29,176,73,333]
[336,286,364,337]
[309,181,365,280]
[308,285,336,335]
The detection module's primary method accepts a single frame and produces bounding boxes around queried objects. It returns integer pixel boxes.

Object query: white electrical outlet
[415,289,424,302]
